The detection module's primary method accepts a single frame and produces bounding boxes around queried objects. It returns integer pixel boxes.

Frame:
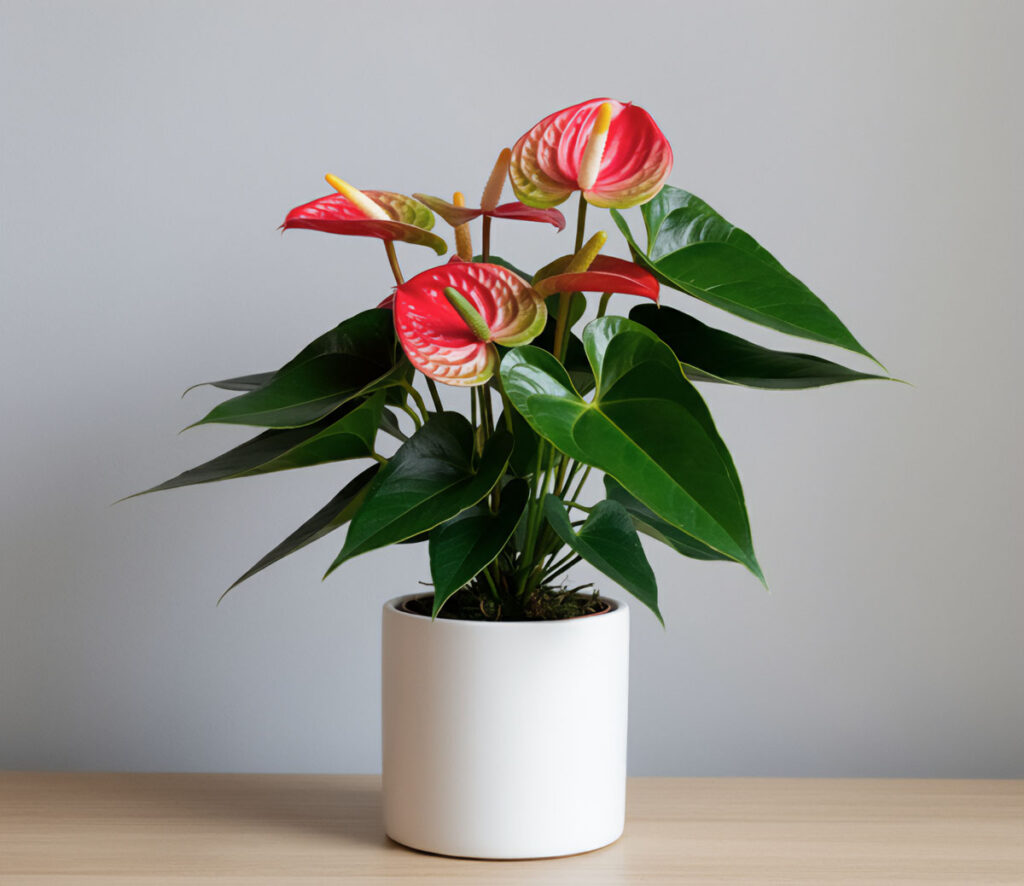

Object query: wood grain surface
[1,772,1021,884]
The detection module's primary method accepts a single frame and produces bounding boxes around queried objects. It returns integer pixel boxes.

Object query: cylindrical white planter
[381,594,630,859]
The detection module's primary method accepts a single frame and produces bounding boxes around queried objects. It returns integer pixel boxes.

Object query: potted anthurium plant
[133,98,889,859]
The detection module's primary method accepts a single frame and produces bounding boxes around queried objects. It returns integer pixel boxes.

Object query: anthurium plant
[138,98,888,623]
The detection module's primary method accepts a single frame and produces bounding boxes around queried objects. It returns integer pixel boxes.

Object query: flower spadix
[394,262,547,386]
[414,149,566,233]
[283,176,447,255]
[510,98,673,209]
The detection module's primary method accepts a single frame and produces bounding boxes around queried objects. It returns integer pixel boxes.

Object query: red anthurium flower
[510,98,673,210]
[414,148,566,234]
[394,262,546,386]
[532,254,660,303]
[282,175,447,255]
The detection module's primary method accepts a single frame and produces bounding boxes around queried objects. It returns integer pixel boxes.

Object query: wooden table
[1,773,1021,884]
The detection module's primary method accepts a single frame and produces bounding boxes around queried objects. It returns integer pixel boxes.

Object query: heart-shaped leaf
[192,309,409,428]
[603,476,731,562]
[500,316,762,582]
[429,479,529,616]
[283,190,447,255]
[611,186,876,362]
[133,394,384,497]
[223,464,380,597]
[630,304,888,389]
[327,413,513,572]
[544,495,661,623]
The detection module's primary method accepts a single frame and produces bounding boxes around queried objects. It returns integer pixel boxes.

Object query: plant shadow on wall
[125,98,893,624]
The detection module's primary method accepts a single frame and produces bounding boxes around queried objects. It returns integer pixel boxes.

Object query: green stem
[400,381,429,422]
[425,378,444,413]
[596,291,612,318]
[566,464,593,504]
[544,555,581,586]
[396,400,421,430]
[574,193,588,252]
[384,240,404,285]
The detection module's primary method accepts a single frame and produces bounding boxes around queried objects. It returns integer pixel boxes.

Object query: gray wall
[1,0,1021,776]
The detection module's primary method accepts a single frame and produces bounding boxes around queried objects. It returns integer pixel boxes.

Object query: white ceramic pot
[381,593,630,859]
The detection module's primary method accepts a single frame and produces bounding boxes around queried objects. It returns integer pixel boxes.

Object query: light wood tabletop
[0,772,1021,884]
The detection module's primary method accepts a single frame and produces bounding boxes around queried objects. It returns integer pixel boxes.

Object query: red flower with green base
[393,261,546,386]
[510,98,673,209]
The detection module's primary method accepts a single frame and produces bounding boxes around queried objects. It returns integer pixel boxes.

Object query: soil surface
[402,586,609,621]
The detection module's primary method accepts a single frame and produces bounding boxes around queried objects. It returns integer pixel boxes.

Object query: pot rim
[384,593,626,628]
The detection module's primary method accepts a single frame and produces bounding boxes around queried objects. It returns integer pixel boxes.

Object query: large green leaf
[610,186,876,362]
[544,495,661,623]
[603,476,731,562]
[223,464,380,598]
[327,413,513,573]
[630,304,887,389]
[428,479,529,617]
[500,317,762,582]
[191,309,409,429]
[133,394,384,496]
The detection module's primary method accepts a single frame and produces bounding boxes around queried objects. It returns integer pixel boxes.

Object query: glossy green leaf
[378,408,409,442]
[501,316,762,582]
[544,495,661,623]
[610,186,876,362]
[429,479,529,617]
[531,311,594,396]
[223,464,380,597]
[630,304,887,389]
[132,394,384,497]
[603,476,731,561]
[192,309,409,429]
[327,413,513,573]
[183,372,274,397]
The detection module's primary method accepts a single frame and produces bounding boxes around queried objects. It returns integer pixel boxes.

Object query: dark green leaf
[327,413,513,573]
[223,464,380,597]
[630,304,887,389]
[531,313,594,396]
[610,186,876,362]
[379,408,409,442]
[191,309,409,429]
[502,406,541,478]
[133,394,384,496]
[603,476,731,561]
[544,495,661,623]
[501,317,763,583]
[429,479,529,616]
[183,373,275,397]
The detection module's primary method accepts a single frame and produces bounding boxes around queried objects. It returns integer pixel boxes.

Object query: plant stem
[425,378,444,413]
[596,291,612,318]
[544,555,581,585]
[396,400,421,430]
[574,193,588,252]
[566,464,593,504]
[481,215,492,262]
[383,240,404,284]
[400,381,429,422]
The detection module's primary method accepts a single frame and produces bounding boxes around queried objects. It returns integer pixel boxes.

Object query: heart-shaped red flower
[394,262,546,386]
[510,98,673,210]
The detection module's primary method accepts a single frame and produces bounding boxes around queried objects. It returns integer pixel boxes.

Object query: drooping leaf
[429,479,529,616]
[378,408,409,442]
[132,394,385,497]
[327,413,513,572]
[610,186,876,362]
[500,316,762,582]
[630,304,888,389]
[603,476,732,562]
[543,495,661,623]
[223,464,380,597]
[192,309,409,428]
[183,373,275,397]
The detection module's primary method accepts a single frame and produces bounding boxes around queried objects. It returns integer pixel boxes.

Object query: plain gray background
[1,0,1021,776]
